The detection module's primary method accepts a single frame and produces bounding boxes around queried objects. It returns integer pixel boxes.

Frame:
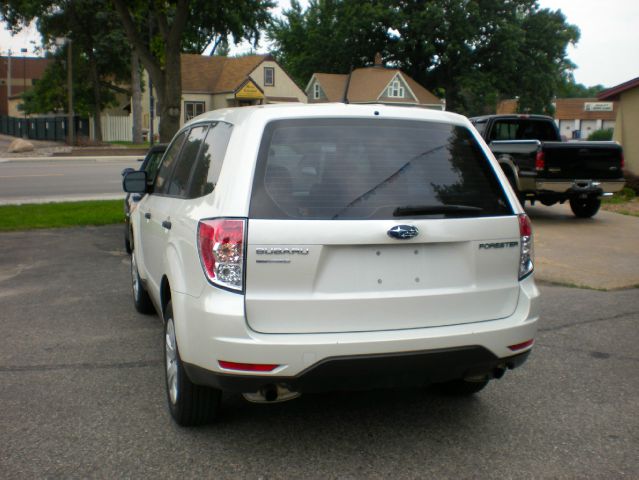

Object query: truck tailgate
[540,142,623,180]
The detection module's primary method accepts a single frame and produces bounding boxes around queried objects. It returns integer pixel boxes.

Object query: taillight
[197,218,246,292]
[218,360,279,372]
[518,214,533,280]
[535,151,545,171]
[621,152,624,170]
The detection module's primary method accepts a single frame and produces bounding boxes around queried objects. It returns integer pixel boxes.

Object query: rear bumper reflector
[508,339,534,351]
[218,360,279,372]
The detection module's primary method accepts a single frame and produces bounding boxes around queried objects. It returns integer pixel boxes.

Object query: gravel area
[602,198,639,216]
[0,134,72,158]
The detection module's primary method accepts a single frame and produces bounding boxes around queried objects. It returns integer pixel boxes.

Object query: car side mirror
[123,170,149,194]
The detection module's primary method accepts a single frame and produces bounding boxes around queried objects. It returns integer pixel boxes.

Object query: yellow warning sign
[235,81,264,100]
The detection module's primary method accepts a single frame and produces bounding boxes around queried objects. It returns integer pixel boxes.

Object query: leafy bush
[587,128,614,141]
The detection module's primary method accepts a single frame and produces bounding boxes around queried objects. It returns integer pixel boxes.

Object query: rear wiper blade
[393,205,484,217]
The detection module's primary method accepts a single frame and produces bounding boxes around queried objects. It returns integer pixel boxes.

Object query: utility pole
[21,48,27,138]
[67,39,74,146]
[7,50,12,99]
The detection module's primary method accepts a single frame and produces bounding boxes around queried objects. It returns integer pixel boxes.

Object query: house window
[184,101,205,122]
[387,80,404,98]
[313,83,321,100]
[264,67,275,86]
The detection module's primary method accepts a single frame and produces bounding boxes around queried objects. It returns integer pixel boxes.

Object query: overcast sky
[1,0,637,88]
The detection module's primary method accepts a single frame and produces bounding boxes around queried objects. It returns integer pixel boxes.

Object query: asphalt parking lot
[1,224,638,479]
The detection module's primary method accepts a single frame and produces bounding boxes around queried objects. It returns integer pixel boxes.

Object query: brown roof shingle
[312,67,442,106]
[598,76,639,101]
[180,54,267,94]
[313,73,348,102]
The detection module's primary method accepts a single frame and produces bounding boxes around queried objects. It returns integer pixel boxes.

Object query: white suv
[123,104,539,426]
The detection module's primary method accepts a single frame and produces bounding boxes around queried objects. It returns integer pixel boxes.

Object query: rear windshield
[249,118,513,220]
[488,119,559,142]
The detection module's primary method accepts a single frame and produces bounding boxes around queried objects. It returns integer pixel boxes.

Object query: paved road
[0,225,637,478]
[527,203,639,290]
[0,157,141,204]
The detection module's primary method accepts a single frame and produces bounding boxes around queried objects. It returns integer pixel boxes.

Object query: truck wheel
[164,301,222,426]
[569,197,601,218]
[131,250,154,314]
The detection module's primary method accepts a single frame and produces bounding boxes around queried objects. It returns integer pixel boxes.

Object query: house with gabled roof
[305,54,444,110]
[180,53,306,123]
[141,53,306,129]
[598,76,639,175]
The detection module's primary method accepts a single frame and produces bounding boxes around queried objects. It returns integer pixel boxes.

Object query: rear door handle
[144,212,152,219]
[162,220,172,230]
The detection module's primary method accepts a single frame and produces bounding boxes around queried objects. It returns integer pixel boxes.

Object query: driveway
[527,203,639,290]
[0,225,637,478]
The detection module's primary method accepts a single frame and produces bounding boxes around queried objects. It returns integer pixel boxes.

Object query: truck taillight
[518,214,534,280]
[197,218,246,292]
[535,151,545,171]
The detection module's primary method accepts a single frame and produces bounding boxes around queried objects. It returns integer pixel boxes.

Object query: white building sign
[584,102,613,112]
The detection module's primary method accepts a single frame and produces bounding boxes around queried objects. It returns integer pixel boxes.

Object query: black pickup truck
[470,114,624,218]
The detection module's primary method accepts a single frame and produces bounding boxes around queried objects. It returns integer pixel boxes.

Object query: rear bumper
[184,347,531,393]
[171,276,539,393]
[528,179,625,195]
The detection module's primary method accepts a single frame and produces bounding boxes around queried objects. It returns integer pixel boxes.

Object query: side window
[187,122,234,198]
[154,131,187,194]
[473,120,487,136]
[144,150,165,185]
[184,101,205,122]
[264,67,275,86]
[166,125,208,197]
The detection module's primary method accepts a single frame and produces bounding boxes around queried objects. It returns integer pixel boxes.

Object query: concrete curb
[0,155,144,163]
[0,194,125,206]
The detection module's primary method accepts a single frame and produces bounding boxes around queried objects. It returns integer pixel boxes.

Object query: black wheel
[164,301,222,426]
[437,378,489,396]
[124,225,132,254]
[131,250,154,314]
[569,197,601,218]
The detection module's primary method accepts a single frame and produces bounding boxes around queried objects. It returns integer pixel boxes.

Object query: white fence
[89,114,161,142]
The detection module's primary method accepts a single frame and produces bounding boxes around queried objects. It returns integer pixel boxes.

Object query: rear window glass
[249,118,512,220]
[489,119,558,142]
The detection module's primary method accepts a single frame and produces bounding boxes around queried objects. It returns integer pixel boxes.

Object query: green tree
[270,0,580,115]
[268,0,390,86]
[111,0,273,141]
[1,0,131,141]
[557,74,606,98]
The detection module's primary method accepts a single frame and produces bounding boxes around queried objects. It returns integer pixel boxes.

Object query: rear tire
[437,378,489,395]
[124,224,132,254]
[164,301,222,426]
[569,197,601,218]
[131,250,154,314]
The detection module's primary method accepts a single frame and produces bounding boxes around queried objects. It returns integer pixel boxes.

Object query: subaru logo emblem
[387,225,419,240]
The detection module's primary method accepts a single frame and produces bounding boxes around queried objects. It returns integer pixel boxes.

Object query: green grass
[602,187,636,204]
[0,200,124,231]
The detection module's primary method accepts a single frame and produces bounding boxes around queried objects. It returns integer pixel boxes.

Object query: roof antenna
[342,65,353,104]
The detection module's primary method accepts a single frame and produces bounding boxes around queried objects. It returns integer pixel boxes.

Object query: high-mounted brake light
[197,218,246,292]
[518,214,534,280]
[218,361,279,372]
[535,151,545,171]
